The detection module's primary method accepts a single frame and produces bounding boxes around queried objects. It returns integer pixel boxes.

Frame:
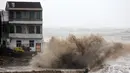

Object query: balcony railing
[9,33,43,38]
[9,18,42,21]
[9,21,42,24]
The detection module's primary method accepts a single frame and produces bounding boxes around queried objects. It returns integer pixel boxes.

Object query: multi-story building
[5,1,43,52]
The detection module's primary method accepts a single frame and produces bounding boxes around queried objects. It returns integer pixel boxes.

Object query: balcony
[9,21,42,24]
[9,33,43,39]
[9,18,42,24]
[9,18,42,21]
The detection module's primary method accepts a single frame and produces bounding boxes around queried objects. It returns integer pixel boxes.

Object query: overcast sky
[1,0,130,28]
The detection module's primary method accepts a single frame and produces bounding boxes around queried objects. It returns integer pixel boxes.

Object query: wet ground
[1,54,130,73]
[0,66,33,72]
[0,56,31,67]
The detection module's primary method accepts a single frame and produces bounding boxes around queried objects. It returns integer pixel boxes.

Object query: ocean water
[43,28,130,43]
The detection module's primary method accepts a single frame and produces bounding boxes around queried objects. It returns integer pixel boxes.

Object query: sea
[43,28,130,43]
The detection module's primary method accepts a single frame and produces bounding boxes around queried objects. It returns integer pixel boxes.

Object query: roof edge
[6,1,42,9]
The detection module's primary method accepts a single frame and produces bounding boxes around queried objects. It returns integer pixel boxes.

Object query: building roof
[6,1,42,8]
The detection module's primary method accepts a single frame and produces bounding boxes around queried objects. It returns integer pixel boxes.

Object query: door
[36,43,41,52]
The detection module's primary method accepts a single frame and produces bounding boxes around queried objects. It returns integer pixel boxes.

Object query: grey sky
[1,0,130,28]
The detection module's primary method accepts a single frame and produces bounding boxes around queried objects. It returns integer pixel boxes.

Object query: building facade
[6,1,43,51]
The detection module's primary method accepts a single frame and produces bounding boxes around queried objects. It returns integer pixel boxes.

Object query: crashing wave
[30,34,130,72]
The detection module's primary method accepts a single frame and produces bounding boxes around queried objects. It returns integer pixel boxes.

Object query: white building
[6,1,43,52]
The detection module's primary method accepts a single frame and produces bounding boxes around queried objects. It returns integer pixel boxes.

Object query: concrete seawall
[0,69,85,73]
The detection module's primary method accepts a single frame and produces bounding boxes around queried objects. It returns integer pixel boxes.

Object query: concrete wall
[0,69,85,73]
[9,38,43,51]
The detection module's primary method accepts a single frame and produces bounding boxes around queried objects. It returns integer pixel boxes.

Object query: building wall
[9,38,43,51]
[8,22,43,52]
[9,34,43,38]
[6,6,43,52]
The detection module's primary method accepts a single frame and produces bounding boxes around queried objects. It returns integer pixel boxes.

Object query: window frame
[9,25,14,33]
[29,40,34,47]
[36,26,41,34]
[21,11,29,19]
[16,11,21,19]
[35,11,41,20]
[16,40,21,47]
[30,11,35,20]
[16,25,22,33]
[28,25,35,34]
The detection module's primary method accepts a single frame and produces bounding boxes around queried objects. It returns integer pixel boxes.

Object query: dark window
[36,11,42,20]
[16,11,21,19]
[29,40,34,47]
[16,40,21,47]
[16,26,22,33]
[28,26,35,33]
[22,11,29,19]
[36,26,41,34]
[30,12,35,20]
[2,40,6,45]
[9,11,13,20]
[13,12,16,19]
[10,25,14,33]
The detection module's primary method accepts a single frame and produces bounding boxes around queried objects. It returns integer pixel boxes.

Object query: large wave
[30,34,130,72]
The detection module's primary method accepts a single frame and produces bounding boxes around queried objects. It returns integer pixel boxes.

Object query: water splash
[30,34,130,72]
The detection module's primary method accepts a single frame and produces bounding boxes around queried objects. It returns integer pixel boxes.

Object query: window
[2,40,6,45]
[30,11,42,20]
[16,40,21,47]
[10,25,14,33]
[29,40,34,47]
[28,26,35,33]
[13,12,16,19]
[35,11,42,20]
[9,11,13,19]
[16,11,21,19]
[22,11,29,19]
[16,26,22,33]
[30,12,35,20]
[36,26,41,34]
